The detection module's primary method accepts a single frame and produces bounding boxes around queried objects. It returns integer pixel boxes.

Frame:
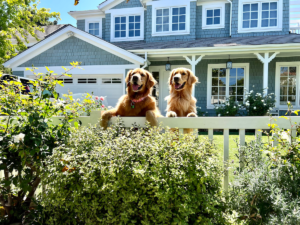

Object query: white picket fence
[2,111,300,191]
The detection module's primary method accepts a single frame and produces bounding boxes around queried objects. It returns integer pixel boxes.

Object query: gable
[19,36,132,67]
[111,0,142,9]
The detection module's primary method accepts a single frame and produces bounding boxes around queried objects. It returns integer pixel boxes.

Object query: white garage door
[56,77,123,107]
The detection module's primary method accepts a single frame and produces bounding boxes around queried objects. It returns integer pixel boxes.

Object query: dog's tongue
[175,83,182,89]
[132,84,140,91]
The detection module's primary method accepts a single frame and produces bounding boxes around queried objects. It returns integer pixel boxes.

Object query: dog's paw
[166,111,177,118]
[187,112,197,117]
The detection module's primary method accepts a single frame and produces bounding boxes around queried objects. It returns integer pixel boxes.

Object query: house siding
[77,20,85,31]
[231,0,290,37]
[12,71,24,77]
[111,0,143,9]
[19,37,132,67]
[196,4,231,38]
[104,13,111,42]
[145,2,197,43]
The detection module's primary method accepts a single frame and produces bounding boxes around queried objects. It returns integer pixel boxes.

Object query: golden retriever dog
[165,68,198,134]
[100,68,161,129]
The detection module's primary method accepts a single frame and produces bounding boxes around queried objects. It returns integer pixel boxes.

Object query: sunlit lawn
[198,131,269,182]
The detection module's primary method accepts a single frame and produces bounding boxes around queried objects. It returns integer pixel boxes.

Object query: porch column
[183,55,205,97]
[254,52,279,96]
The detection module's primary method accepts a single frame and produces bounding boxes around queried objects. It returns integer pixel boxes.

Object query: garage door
[55,77,123,107]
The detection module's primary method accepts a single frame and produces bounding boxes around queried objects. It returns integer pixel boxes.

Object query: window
[78,79,97,84]
[276,62,300,109]
[202,3,225,29]
[89,23,100,36]
[207,64,249,109]
[102,78,122,84]
[148,0,192,36]
[107,7,144,42]
[238,0,282,33]
[57,79,73,84]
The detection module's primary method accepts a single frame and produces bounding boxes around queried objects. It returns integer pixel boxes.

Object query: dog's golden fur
[100,68,161,129]
[165,68,198,133]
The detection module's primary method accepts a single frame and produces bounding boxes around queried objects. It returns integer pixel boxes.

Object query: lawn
[198,131,269,182]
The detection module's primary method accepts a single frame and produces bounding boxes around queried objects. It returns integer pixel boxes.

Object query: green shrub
[228,131,300,224]
[214,98,243,117]
[38,123,226,225]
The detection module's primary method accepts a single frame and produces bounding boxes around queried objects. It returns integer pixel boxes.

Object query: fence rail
[2,111,300,191]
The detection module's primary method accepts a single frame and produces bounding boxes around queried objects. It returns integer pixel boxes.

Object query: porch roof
[115,34,300,51]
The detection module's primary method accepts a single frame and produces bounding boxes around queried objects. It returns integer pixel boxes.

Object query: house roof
[114,34,300,50]
[4,25,145,68]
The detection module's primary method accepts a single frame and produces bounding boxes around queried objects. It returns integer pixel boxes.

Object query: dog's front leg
[100,109,117,129]
[146,110,159,127]
[166,111,177,118]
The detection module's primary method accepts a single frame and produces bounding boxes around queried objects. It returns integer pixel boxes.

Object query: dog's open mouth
[132,84,143,91]
[175,82,186,90]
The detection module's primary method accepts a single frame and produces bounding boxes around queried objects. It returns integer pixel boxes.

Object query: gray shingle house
[3,0,300,115]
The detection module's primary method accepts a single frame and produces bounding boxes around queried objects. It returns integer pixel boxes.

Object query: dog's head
[169,68,198,91]
[125,68,156,93]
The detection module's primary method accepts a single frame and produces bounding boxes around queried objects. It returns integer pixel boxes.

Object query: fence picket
[239,129,246,170]
[208,129,213,141]
[272,132,279,147]
[223,129,229,192]
[290,129,297,143]
[255,129,262,143]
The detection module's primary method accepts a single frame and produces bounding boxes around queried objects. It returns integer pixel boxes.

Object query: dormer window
[238,0,282,33]
[85,18,102,37]
[148,0,193,37]
[202,3,225,29]
[107,7,144,42]
[89,23,100,36]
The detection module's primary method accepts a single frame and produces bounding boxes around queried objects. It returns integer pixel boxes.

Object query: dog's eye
[141,74,145,77]
[182,73,186,75]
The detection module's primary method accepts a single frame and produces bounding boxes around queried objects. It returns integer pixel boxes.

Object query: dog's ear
[187,69,198,86]
[169,69,175,85]
[146,70,156,89]
[125,70,133,87]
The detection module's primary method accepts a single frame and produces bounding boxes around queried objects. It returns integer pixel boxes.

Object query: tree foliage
[0,0,60,65]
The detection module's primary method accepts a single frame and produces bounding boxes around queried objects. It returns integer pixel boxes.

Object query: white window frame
[275,62,300,109]
[201,2,225,30]
[85,17,103,38]
[102,78,122,84]
[107,7,144,42]
[207,63,250,109]
[238,0,283,33]
[148,0,194,37]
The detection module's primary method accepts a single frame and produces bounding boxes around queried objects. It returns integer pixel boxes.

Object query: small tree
[0,63,82,223]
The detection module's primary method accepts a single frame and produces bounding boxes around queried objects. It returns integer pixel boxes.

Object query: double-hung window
[276,62,300,109]
[108,7,144,42]
[207,64,249,109]
[238,0,282,33]
[88,23,100,36]
[202,3,225,29]
[85,18,102,37]
[149,0,192,36]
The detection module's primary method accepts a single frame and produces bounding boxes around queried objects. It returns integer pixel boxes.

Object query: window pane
[163,9,169,16]
[214,17,220,24]
[180,7,186,14]
[219,87,226,95]
[179,23,185,30]
[237,87,244,95]
[251,12,258,19]
[289,96,296,105]
[288,86,296,95]
[243,4,250,12]
[230,68,237,77]
[251,20,258,28]
[135,30,140,36]
[135,16,141,22]
[172,8,179,15]
[95,23,99,29]
[262,3,269,10]
[115,17,120,23]
[129,30,134,37]
[157,9,162,17]
[121,31,126,37]
[262,11,269,19]
[207,10,213,17]
[173,16,178,23]
[230,78,237,86]
[229,87,236,95]
[270,19,277,26]
[280,67,288,76]
[207,18,213,25]
[270,11,277,18]
[212,69,219,77]
[156,17,162,24]
[214,9,220,17]
[270,2,277,10]
[220,69,226,77]
[243,3,258,29]
[179,15,185,22]
[95,30,99,36]
[212,87,218,95]
[163,17,169,23]
[115,31,120,38]
[121,24,126,30]
[135,23,140,29]
[243,21,250,28]
[243,12,250,20]
[156,25,162,32]
[280,87,287,95]
[262,19,268,27]
[121,17,126,23]
[237,77,244,86]
[290,67,297,76]
[129,16,134,22]
[163,24,169,31]
[219,78,226,86]
[212,78,218,86]
[172,24,178,31]
[251,3,258,11]
[89,23,94,29]
[129,23,134,29]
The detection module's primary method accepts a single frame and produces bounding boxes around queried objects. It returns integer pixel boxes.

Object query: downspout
[227,0,232,37]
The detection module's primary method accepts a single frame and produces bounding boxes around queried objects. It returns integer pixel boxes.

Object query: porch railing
[2,111,300,191]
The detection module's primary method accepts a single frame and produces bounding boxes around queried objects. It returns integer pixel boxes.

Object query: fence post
[289,129,297,144]
[272,132,278,147]
[239,129,245,171]
[223,129,229,192]
[89,110,102,126]
[208,129,213,141]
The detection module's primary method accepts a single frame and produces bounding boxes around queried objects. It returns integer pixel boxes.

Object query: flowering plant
[243,89,276,116]
[214,98,243,116]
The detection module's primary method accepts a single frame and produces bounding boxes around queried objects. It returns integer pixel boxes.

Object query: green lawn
[198,131,269,182]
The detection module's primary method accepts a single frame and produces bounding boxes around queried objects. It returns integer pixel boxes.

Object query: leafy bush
[38,123,226,225]
[215,98,243,116]
[228,125,300,224]
[243,90,275,116]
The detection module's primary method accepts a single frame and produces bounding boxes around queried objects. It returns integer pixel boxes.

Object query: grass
[198,131,269,182]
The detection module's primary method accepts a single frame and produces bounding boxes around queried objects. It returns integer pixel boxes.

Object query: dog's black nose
[132,76,138,82]
[174,77,180,82]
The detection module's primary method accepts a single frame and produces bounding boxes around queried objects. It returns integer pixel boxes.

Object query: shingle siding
[104,13,111,42]
[77,20,85,31]
[196,4,231,38]
[231,0,290,37]
[111,0,142,9]
[12,71,24,77]
[145,2,197,43]
[19,36,132,67]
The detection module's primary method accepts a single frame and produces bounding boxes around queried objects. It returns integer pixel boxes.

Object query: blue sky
[37,0,106,26]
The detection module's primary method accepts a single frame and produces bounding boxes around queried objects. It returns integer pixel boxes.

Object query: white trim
[238,0,283,33]
[107,7,145,42]
[68,10,104,20]
[275,61,300,109]
[206,63,250,109]
[149,0,194,37]
[3,26,145,68]
[85,17,103,38]
[98,0,124,11]
[202,2,226,30]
